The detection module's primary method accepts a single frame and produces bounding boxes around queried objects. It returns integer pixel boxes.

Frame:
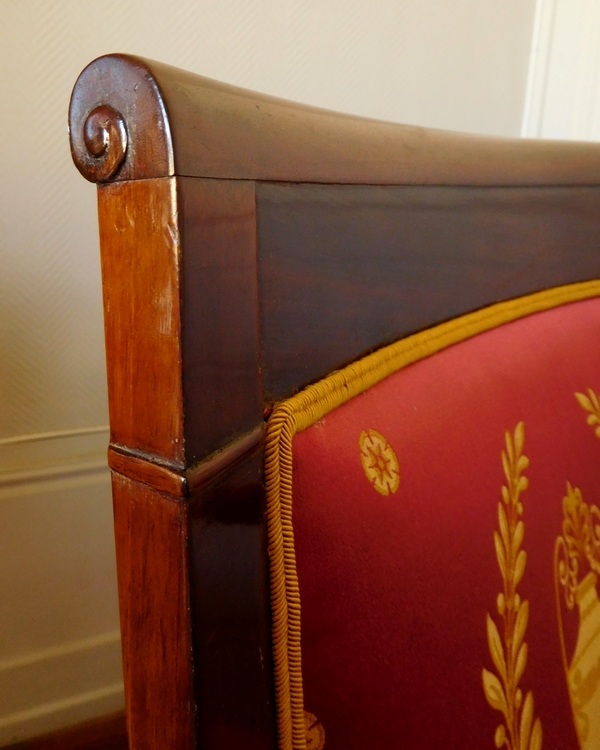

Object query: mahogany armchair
[69,55,600,750]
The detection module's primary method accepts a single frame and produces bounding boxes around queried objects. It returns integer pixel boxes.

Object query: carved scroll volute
[69,54,174,183]
[79,105,128,182]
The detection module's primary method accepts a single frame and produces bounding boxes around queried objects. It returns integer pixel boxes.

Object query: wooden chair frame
[69,54,600,750]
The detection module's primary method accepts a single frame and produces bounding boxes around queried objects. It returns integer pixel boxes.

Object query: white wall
[0,0,536,743]
[522,0,600,140]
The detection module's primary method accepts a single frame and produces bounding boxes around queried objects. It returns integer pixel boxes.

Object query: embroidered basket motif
[554,389,600,749]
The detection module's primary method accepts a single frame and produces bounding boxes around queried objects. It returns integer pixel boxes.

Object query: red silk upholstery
[291,297,600,749]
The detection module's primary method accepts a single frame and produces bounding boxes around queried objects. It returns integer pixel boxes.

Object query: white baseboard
[0,633,124,746]
[0,427,124,747]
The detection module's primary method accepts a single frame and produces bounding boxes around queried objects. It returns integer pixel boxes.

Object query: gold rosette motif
[304,711,325,750]
[359,429,400,496]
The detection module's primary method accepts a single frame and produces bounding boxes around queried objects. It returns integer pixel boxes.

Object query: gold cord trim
[265,280,600,750]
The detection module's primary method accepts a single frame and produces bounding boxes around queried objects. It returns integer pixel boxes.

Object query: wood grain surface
[189,450,276,750]
[112,474,196,750]
[178,178,262,464]
[98,178,184,465]
[70,55,600,187]
[257,183,600,399]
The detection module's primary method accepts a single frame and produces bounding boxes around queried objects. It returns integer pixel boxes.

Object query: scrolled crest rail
[69,54,174,183]
[69,53,600,186]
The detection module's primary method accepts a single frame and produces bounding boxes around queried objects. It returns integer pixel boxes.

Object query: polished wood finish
[257,183,600,398]
[186,427,263,493]
[95,171,268,747]
[70,57,172,182]
[189,450,275,750]
[107,427,263,498]
[178,178,262,464]
[70,55,600,187]
[5,712,127,750]
[99,176,263,469]
[112,474,195,750]
[98,178,184,466]
[69,53,600,750]
[108,448,186,498]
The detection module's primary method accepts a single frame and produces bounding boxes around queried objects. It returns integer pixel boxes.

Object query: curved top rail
[70,53,600,185]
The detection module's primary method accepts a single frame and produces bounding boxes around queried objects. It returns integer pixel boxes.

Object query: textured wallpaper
[0,0,536,440]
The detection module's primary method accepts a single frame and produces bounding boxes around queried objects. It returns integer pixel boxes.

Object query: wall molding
[0,631,119,674]
[520,0,557,138]
[0,428,109,489]
[0,427,123,747]
[0,582,123,746]
[522,0,600,141]
[0,426,110,447]
[0,684,124,739]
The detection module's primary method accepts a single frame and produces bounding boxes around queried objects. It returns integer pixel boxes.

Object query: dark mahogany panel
[257,183,600,400]
[179,178,262,465]
[188,449,276,750]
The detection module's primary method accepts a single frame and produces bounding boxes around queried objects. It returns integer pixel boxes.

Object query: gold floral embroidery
[552,392,600,748]
[265,284,600,750]
[304,711,326,749]
[556,483,600,609]
[483,423,542,750]
[575,388,600,439]
[359,429,400,496]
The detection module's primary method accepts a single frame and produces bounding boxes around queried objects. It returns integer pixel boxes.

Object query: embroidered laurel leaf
[512,520,524,558]
[502,451,511,484]
[487,614,507,682]
[520,690,534,748]
[575,391,594,413]
[505,431,514,463]
[514,592,521,611]
[494,531,507,579]
[514,642,528,685]
[485,421,542,749]
[498,503,509,554]
[589,387,600,410]
[564,481,575,507]
[529,717,542,750]
[494,724,506,748]
[513,599,529,656]
[482,669,507,715]
[587,414,600,426]
[514,421,525,456]
[513,549,527,588]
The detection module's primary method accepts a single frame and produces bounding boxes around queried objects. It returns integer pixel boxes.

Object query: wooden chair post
[69,57,275,750]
